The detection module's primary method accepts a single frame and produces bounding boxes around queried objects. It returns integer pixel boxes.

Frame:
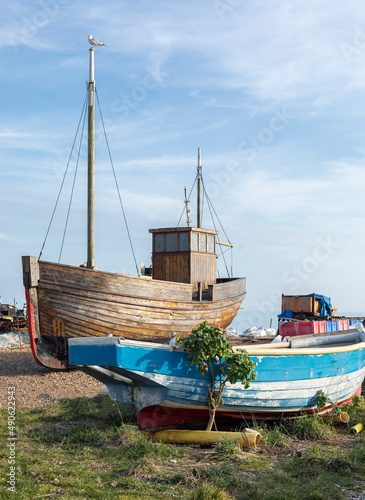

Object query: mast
[87,48,96,269]
[197,147,202,228]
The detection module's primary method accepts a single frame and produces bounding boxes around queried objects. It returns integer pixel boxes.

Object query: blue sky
[1,0,365,318]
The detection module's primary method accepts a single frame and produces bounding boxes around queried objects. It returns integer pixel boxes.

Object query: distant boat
[68,330,365,431]
[22,44,246,370]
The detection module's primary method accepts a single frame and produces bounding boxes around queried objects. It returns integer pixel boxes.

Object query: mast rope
[95,89,140,276]
[176,174,198,227]
[58,102,88,263]
[38,94,88,260]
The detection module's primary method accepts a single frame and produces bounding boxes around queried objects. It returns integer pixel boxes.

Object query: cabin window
[199,233,207,252]
[191,232,198,251]
[179,232,189,251]
[154,233,164,252]
[207,234,215,253]
[166,233,178,252]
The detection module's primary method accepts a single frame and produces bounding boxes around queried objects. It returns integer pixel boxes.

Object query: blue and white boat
[68,330,365,430]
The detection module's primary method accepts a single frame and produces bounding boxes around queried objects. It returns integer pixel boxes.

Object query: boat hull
[136,386,363,430]
[22,257,246,368]
[68,335,365,431]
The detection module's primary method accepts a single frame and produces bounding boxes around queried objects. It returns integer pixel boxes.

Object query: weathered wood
[150,227,218,289]
[149,227,218,235]
[22,256,39,289]
[281,294,324,316]
[37,285,244,338]
[28,287,41,338]
[191,253,216,290]
[24,258,246,366]
[39,261,193,301]
[209,278,246,301]
[152,253,190,284]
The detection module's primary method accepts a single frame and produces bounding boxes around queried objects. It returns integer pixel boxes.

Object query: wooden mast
[197,147,202,228]
[87,47,96,269]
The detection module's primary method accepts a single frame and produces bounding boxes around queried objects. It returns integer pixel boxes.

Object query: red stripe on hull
[136,387,363,431]
[25,289,46,367]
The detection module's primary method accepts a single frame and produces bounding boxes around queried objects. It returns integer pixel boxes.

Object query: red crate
[296,321,316,336]
[280,320,328,337]
[338,319,349,331]
[313,321,326,334]
[280,322,295,337]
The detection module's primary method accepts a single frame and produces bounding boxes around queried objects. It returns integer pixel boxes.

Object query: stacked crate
[280,319,350,337]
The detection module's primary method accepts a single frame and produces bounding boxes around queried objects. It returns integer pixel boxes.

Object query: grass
[0,394,364,499]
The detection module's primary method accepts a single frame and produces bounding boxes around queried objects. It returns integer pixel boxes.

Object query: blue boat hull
[68,335,365,430]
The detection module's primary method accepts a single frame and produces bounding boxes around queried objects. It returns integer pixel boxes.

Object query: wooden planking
[38,280,245,316]
[37,284,244,340]
[190,253,216,290]
[38,286,244,326]
[210,278,246,301]
[39,261,193,301]
[150,227,218,235]
[281,294,319,315]
[152,253,190,284]
[34,260,246,350]
[38,288,244,328]
[22,256,39,289]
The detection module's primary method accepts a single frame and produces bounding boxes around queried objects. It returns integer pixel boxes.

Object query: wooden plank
[281,294,320,315]
[39,261,193,301]
[149,227,218,235]
[36,283,244,340]
[22,256,39,289]
[210,278,246,301]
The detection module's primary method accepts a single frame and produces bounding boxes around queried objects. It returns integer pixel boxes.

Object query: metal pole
[87,48,96,269]
[197,147,202,228]
[184,186,191,227]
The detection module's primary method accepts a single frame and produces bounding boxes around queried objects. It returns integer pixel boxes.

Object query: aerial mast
[87,47,96,269]
[184,186,191,227]
[197,147,202,228]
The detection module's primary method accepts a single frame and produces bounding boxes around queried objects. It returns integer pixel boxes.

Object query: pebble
[0,346,103,409]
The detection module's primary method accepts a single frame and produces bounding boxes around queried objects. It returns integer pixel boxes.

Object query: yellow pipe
[349,423,363,434]
[148,429,261,448]
[322,412,349,424]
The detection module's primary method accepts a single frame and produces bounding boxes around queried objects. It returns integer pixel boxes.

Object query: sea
[230,309,365,334]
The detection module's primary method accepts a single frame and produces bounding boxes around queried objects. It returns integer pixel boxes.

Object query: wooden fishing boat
[68,330,365,431]
[22,45,246,369]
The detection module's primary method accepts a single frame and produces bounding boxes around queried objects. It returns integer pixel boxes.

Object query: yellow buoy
[349,423,363,434]
[322,412,349,424]
[148,429,261,448]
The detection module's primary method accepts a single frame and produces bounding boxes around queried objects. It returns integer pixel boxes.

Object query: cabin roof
[149,227,218,235]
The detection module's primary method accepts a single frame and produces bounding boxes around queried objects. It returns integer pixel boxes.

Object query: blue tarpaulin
[314,294,332,316]
[277,309,293,318]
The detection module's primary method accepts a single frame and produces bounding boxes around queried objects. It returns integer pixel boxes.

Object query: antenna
[184,186,191,227]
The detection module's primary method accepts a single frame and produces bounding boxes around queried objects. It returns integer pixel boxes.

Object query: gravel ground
[0,346,104,409]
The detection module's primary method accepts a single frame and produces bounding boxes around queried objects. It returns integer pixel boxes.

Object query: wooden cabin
[149,227,218,296]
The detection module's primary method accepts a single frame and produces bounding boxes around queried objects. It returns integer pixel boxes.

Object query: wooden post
[197,282,202,301]
[87,48,96,269]
[197,147,202,228]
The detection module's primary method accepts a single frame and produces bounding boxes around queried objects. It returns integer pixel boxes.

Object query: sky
[1,0,365,321]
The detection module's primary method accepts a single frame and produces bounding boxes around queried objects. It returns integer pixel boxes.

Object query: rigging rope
[201,178,231,278]
[95,89,140,276]
[38,95,88,260]
[58,102,87,263]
